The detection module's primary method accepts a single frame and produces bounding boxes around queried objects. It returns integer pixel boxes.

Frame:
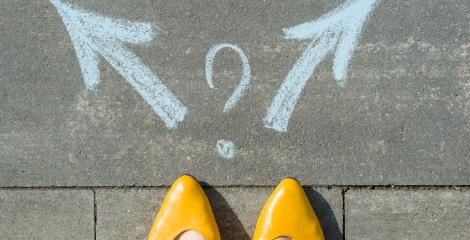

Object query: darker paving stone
[0,190,94,240]
[345,189,470,240]
[96,187,342,240]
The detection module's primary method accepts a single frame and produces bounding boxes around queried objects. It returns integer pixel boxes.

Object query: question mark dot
[216,139,235,159]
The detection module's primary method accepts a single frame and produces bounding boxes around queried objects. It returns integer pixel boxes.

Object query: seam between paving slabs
[93,189,97,240]
[342,187,347,240]
[1,185,468,240]
[0,185,469,190]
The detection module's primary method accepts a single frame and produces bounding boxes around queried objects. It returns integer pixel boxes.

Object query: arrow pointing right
[50,0,187,129]
[264,0,381,133]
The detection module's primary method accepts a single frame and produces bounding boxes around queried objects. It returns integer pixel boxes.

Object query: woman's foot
[177,231,289,240]
[253,178,324,240]
[147,175,221,240]
[178,230,206,240]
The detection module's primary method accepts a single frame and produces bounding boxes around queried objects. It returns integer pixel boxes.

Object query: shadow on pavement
[203,185,251,240]
[304,187,343,240]
[199,183,342,240]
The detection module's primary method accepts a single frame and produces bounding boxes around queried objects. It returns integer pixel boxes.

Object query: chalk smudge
[216,139,235,159]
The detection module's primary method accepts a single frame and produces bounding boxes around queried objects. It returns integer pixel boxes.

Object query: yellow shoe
[147,175,221,240]
[253,178,325,240]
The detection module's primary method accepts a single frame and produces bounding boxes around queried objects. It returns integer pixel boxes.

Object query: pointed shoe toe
[147,175,221,240]
[253,178,325,240]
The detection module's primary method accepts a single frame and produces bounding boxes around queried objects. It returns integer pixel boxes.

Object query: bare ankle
[177,230,206,240]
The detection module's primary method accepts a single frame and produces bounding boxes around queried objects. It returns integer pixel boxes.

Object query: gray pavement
[1,0,470,239]
[345,189,470,240]
[1,0,469,186]
[2,188,470,239]
[0,190,94,240]
[96,187,342,240]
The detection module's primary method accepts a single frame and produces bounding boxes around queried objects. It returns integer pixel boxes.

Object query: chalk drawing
[264,0,380,133]
[49,0,187,129]
[216,139,235,159]
[205,43,252,159]
[205,43,251,112]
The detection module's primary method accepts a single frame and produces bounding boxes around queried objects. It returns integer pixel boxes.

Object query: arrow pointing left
[50,0,187,129]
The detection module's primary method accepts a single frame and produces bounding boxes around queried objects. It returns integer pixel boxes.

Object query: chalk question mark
[205,43,251,159]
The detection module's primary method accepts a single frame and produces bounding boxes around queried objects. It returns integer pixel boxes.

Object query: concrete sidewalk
[1,0,469,187]
[1,187,469,240]
[1,0,469,239]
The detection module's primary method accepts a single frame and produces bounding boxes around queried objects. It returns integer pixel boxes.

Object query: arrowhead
[71,41,101,91]
[50,0,156,44]
[264,0,380,132]
[282,0,380,85]
[50,0,157,90]
[50,0,187,128]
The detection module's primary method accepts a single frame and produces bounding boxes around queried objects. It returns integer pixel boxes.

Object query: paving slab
[0,190,94,240]
[345,189,470,240]
[1,0,470,186]
[96,187,343,240]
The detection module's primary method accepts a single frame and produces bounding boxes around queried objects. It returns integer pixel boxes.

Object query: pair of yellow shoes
[147,175,324,240]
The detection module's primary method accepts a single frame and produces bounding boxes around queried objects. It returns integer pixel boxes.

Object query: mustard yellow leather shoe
[253,178,325,240]
[147,175,221,240]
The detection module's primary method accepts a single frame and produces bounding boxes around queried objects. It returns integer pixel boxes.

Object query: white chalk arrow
[265,0,380,133]
[50,0,187,129]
